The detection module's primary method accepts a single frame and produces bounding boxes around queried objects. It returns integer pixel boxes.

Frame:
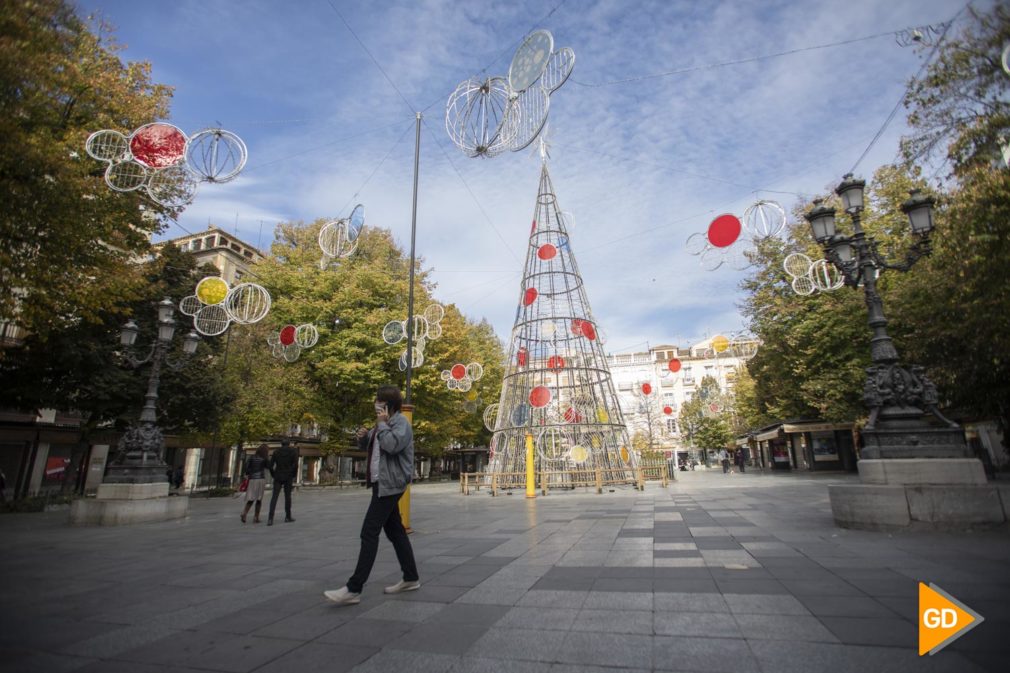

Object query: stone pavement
[1,469,1008,673]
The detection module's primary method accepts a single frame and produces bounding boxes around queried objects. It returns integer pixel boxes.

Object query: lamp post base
[71,482,188,526]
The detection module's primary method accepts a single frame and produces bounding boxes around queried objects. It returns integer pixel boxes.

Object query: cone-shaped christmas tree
[487,163,636,487]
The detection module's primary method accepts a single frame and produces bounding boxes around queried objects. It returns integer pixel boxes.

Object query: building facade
[607,337,758,462]
[152,226,264,284]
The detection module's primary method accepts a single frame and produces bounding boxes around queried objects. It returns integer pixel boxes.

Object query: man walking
[267,439,298,526]
[324,385,419,605]
[719,449,730,474]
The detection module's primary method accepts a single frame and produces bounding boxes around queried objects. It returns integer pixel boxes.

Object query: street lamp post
[107,298,200,484]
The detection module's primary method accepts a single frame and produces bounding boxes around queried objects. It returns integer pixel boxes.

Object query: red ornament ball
[529,386,551,408]
[547,355,565,370]
[523,287,538,306]
[537,244,557,260]
[517,347,528,367]
[641,383,652,395]
[563,407,583,423]
[663,406,673,415]
[707,214,742,248]
[130,123,187,168]
[450,364,466,380]
[279,325,296,346]
[668,358,682,373]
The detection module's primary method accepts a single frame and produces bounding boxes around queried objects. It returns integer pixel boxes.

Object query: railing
[459,464,669,496]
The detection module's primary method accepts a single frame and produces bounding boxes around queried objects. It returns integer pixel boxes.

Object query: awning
[754,428,783,442]
[782,422,851,434]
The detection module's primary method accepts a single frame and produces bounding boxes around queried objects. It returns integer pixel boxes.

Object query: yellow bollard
[400,404,414,533]
[525,433,535,498]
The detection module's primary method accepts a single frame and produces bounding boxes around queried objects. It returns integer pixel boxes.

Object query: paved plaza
[1,470,1008,673]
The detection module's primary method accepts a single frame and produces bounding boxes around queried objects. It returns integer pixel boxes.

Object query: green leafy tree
[694,416,733,452]
[0,1,177,339]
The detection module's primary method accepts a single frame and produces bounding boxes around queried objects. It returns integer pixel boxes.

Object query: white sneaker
[323,586,361,605]
[384,580,421,594]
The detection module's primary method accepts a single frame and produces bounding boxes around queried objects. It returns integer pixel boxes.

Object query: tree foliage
[0,1,178,339]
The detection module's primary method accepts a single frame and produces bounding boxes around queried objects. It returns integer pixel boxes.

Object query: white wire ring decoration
[223,283,272,325]
[295,323,319,348]
[178,295,202,317]
[318,219,359,259]
[347,204,365,242]
[791,275,815,296]
[193,304,231,336]
[105,160,149,192]
[509,29,554,93]
[1003,44,1010,76]
[445,77,516,158]
[423,302,445,324]
[783,252,814,278]
[505,85,551,153]
[383,320,406,345]
[85,130,129,163]
[541,47,576,94]
[282,344,302,363]
[185,129,248,183]
[742,200,787,239]
[398,348,424,371]
[146,164,199,208]
[537,427,571,463]
[810,259,844,292]
[483,403,500,431]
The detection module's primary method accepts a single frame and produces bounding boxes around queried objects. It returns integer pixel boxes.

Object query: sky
[75,0,967,354]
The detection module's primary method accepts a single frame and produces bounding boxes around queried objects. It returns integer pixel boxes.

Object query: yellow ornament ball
[569,444,588,464]
[712,335,729,353]
[196,276,229,305]
[596,408,609,423]
[619,446,630,463]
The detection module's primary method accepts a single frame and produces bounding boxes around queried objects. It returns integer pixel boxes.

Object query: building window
[204,236,215,248]
[231,242,241,252]
[243,249,253,259]
[666,419,678,434]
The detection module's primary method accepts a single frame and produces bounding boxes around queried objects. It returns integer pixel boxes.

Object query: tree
[694,416,733,453]
[0,1,176,340]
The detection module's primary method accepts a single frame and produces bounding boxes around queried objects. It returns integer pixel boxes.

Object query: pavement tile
[723,593,812,615]
[653,636,759,672]
[654,592,729,613]
[819,616,917,647]
[390,622,491,655]
[796,594,902,618]
[466,627,564,662]
[554,631,653,669]
[582,591,652,611]
[497,606,579,631]
[734,613,840,643]
[317,618,415,647]
[253,643,378,673]
[348,650,460,673]
[571,608,653,634]
[748,639,988,673]
[654,611,741,637]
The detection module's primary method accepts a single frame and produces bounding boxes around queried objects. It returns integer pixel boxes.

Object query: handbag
[238,477,249,492]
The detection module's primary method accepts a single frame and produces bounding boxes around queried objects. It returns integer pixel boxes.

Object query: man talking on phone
[325,385,420,605]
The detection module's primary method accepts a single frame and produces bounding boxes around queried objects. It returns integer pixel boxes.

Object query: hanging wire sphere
[193,304,230,336]
[537,427,570,463]
[85,130,130,162]
[466,362,484,381]
[685,232,708,256]
[185,128,247,183]
[440,369,452,381]
[423,303,445,324]
[700,246,725,271]
[483,403,500,431]
[411,314,429,340]
[223,283,271,324]
[783,252,813,278]
[447,377,459,390]
[383,320,405,345]
[506,85,550,152]
[742,200,787,239]
[196,276,229,305]
[446,76,516,158]
[178,295,202,317]
[457,377,473,392]
[463,400,478,414]
[105,160,149,192]
[266,332,280,347]
[282,343,302,363]
[346,203,365,241]
[810,259,844,291]
[791,275,816,296]
[726,241,755,271]
[145,164,199,208]
[318,219,358,259]
[541,47,575,94]
[129,123,187,169]
[509,29,554,93]
[427,321,443,340]
[413,335,426,355]
[295,323,319,348]
[398,348,424,371]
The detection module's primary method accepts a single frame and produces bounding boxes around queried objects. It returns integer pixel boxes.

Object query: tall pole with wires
[405,112,421,404]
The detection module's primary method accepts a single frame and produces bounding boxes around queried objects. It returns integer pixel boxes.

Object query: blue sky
[76,0,964,353]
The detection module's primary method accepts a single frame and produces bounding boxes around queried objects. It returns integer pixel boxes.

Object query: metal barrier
[460,465,666,496]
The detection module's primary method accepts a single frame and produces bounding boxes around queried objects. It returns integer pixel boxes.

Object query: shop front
[745,420,857,472]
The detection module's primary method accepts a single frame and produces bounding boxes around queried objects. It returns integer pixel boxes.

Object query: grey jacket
[359,412,413,497]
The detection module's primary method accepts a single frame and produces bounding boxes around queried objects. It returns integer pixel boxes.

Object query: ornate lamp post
[107,298,200,483]
[804,176,966,458]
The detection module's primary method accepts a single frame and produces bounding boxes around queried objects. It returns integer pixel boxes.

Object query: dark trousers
[269,478,293,519]
[347,485,418,593]
[722,459,730,473]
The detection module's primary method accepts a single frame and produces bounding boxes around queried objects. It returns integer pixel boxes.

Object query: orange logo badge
[918,582,984,656]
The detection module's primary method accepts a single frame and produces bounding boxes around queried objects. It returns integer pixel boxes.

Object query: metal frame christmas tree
[486,162,636,488]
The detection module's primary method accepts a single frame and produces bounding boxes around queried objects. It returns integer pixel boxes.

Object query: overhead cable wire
[848,5,966,174]
[242,118,412,172]
[419,117,522,263]
[335,119,418,217]
[571,24,951,88]
[325,0,417,114]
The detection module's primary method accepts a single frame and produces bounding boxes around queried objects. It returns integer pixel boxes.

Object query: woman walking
[325,385,419,605]
[241,444,270,524]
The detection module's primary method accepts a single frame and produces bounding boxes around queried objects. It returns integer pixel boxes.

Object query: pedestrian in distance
[719,449,730,474]
[325,385,420,606]
[173,465,184,490]
[267,439,298,525]
[735,448,747,473]
[240,444,270,524]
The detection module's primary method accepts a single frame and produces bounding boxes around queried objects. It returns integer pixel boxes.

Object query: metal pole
[405,112,421,404]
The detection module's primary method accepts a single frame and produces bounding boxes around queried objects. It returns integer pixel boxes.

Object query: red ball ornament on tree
[663,406,673,415]
[537,244,557,261]
[529,386,551,408]
[451,364,466,380]
[517,347,528,367]
[641,383,652,395]
[279,325,296,346]
[547,355,565,370]
[668,358,682,373]
[563,407,582,423]
[523,287,538,306]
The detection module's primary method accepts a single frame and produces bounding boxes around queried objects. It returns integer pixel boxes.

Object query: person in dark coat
[241,444,270,524]
[267,439,298,525]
